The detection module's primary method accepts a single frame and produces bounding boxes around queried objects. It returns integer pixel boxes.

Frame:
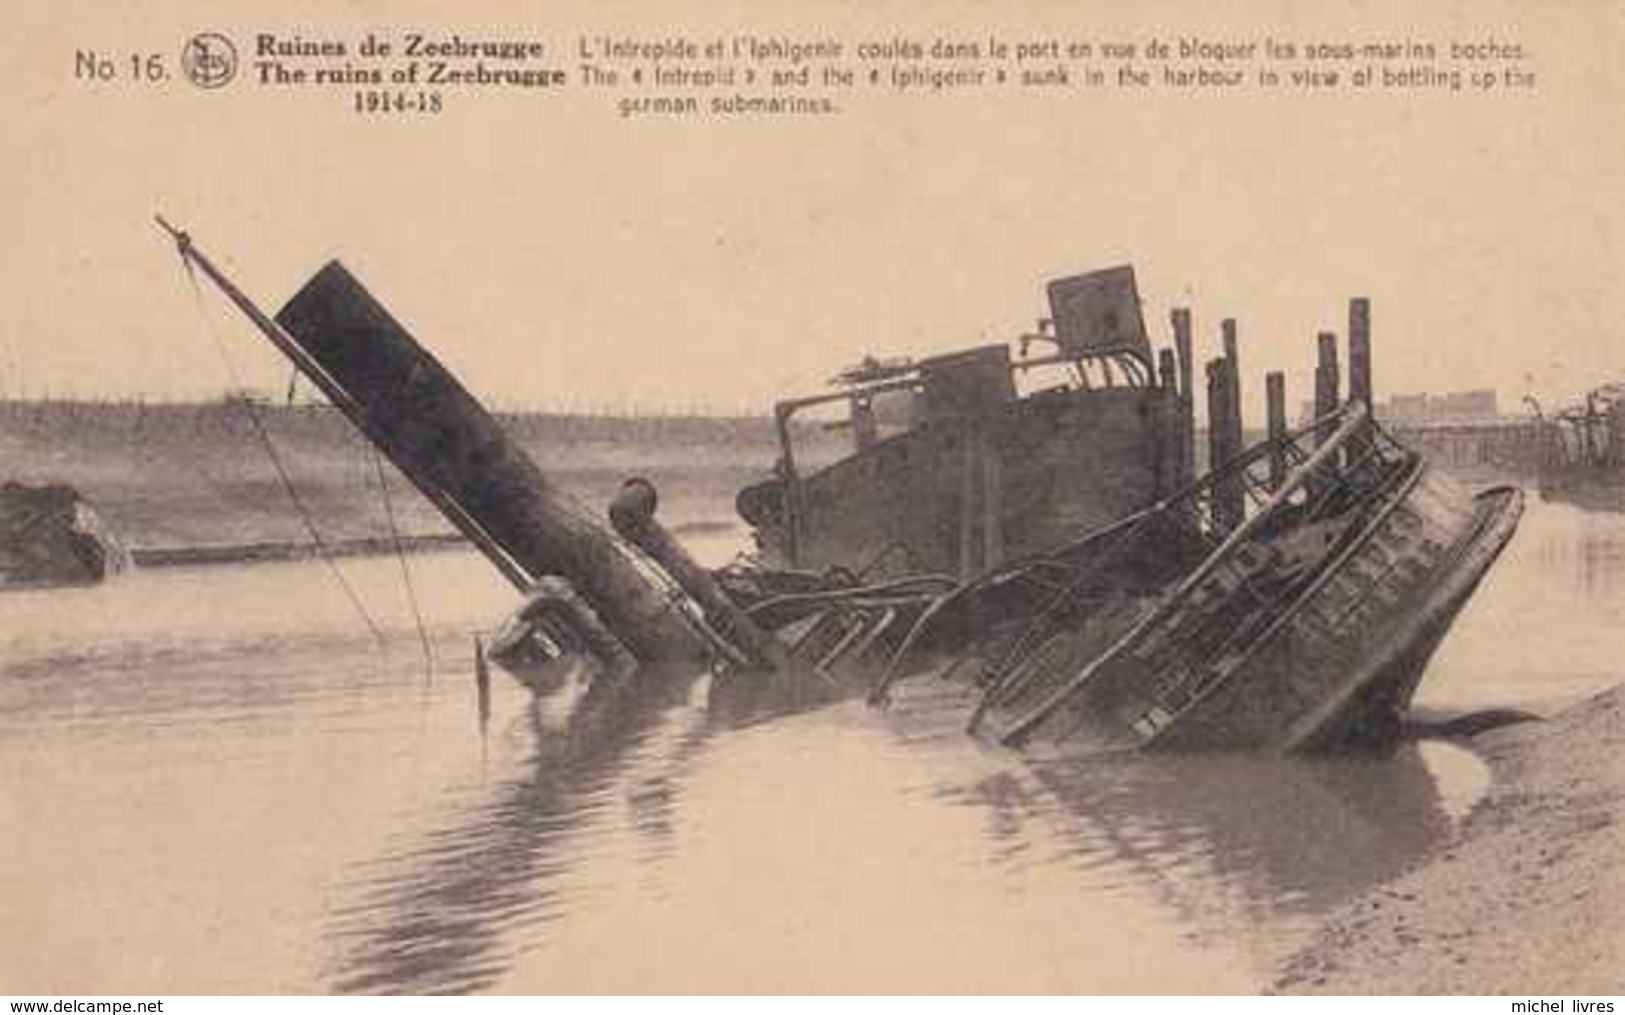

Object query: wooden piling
[1314,331,1341,445]
[1221,318,1242,444]
[1348,298,1374,458]
[1158,347,1182,490]
[1348,298,1372,408]
[1219,320,1246,528]
[981,442,1004,572]
[1266,371,1288,488]
[1171,308,1196,490]
[1207,358,1245,531]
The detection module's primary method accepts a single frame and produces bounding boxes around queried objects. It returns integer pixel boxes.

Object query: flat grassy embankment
[0,400,784,554]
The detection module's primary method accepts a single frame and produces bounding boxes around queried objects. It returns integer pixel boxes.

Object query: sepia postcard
[1,0,1621,999]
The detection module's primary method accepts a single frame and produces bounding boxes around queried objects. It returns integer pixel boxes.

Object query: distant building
[1301,389,1503,427]
[1379,390,1500,425]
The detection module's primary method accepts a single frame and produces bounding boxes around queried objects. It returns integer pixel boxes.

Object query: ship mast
[154,214,534,591]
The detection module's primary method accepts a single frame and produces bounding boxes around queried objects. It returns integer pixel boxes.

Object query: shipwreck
[738,267,1196,579]
[155,218,1523,753]
[0,481,129,588]
[1532,383,1625,509]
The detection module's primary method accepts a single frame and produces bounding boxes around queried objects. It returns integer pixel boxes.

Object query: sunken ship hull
[739,267,1198,579]
[1149,470,1522,752]
[968,407,1525,755]
[161,220,1523,757]
[744,381,1182,578]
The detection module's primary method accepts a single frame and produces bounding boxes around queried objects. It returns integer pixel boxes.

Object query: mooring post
[773,404,803,569]
[1314,331,1341,442]
[1158,347,1181,491]
[1158,347,1179,392]
[1171,308,1195,488]
[1348,297,1374,457]
[956,431,980,580]
[1348,298,1372,407]
[1219,321,1247,529]
[1266,371,1288,488]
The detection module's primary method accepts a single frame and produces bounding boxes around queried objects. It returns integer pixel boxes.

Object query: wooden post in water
[1348,297,1374,458]
[1221,318,1243,446]
[1206,357,1225,488]
[1348,298,1372,408]
[1266,371,1288,488]
[1158,347,1181,491]
[1158,348,1180,392]
[473,635,491,736]
[1207,357,1244,532]
[1219,321,1246,529]
[609,478,788,671]
[957,431,980,580]
[1314,331,1341,442]
[1171,308,1196,488]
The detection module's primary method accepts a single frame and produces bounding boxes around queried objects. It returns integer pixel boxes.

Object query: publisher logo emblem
[181,33,237,89]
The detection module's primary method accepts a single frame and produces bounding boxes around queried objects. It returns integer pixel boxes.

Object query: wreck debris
[156,219,1524,754]
[608,477,789,672]
[0,481,130,588]
[1535,383,1625,507]
[157,218,718,669]
[486,575,637,683]
[874,315,1524,753]
[968,405,1522,752]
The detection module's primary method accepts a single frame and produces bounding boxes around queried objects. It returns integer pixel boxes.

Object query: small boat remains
[0,481,129,588]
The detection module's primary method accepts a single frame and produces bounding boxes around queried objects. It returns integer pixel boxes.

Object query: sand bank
[1276,685,1625,994]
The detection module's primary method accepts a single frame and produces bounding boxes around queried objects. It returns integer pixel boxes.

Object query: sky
[3,0,1622,422]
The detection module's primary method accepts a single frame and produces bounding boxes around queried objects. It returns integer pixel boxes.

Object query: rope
[370,444,436,678]
[172,249,388,648]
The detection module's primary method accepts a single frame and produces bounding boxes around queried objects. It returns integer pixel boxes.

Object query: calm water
[1,496,1620,994]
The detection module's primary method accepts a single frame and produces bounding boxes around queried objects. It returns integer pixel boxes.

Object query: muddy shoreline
[0,399,787,555]
[126,517,744,569]
[128,532,469,567]
[1275,683,1625,994]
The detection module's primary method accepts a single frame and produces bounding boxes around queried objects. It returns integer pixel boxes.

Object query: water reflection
[0,497,1618,993]
[326,664,711,994]
[871,688,1480,977]
[975,748,1460,913]
[319,653,1483,994]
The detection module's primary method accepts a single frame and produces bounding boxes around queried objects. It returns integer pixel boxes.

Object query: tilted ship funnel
[270,262,709,664]
[157,219,709,665]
